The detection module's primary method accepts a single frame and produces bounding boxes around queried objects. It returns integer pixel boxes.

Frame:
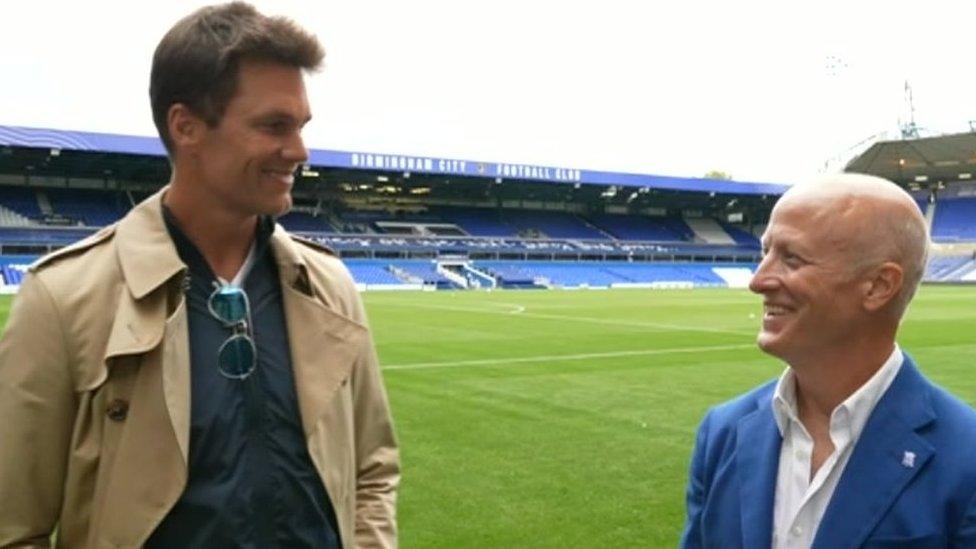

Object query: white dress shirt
[770,346,903,549]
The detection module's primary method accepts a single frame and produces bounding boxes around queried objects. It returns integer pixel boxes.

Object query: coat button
[106,399,129,421]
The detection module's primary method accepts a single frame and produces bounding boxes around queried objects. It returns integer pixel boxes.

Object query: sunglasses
[207,283,256,380]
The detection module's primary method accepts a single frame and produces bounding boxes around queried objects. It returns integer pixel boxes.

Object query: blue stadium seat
[46,188,130,226]
[932,197,976,242]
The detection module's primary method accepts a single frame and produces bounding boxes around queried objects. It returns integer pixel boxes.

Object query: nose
[748,255,778,295]
[282,131,309,164]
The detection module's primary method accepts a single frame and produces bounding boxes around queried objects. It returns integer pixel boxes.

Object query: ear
[862,262,903,313]
[167,103,206,152]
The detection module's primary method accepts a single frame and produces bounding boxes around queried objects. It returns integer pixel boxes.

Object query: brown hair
[149,1,324,155]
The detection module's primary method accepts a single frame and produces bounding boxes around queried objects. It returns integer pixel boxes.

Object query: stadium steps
[577,215,616,240]
[0,205,33,227]
[35,189,54,216]
[683,218,735,245]
[924,199,935,232]
[945,259,976,281]
[436,263,469,288]
[961,262,976,282]
[387,265,423,284]
[462,264,497,288]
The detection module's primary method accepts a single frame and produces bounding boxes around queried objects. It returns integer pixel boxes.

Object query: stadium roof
[844,131,976,187]
[0,125,789,196]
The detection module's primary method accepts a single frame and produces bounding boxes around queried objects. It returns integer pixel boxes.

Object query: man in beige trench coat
[0,3,399,547]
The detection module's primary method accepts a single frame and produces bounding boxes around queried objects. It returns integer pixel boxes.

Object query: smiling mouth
[762,304,793,323]
[263,169,295,185]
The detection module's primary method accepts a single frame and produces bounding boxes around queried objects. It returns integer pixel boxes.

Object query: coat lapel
[271,229,367,437]
[736,397,781,549]
[812,358,936,548]
[109,188,191,463]
[94,190,194,544]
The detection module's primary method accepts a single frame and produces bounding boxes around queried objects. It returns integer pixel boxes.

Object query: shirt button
[791,525,803,536]
[106,399,129,422]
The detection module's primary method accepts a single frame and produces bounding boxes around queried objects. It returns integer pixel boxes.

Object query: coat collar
[812,355,935,548]
[114,188,186,301]
[103,189,183,364]
[112,187,320,302]
[111,187,367,438]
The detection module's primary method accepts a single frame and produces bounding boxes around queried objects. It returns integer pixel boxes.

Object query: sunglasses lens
[211,286,248,324]
[218,334,256,379]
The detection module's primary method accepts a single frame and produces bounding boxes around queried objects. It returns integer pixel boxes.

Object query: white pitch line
[479,301,526,314]
[383,342,756,371]
[378,300,755,337]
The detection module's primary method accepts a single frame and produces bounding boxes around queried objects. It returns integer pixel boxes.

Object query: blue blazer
[681,356,976,548]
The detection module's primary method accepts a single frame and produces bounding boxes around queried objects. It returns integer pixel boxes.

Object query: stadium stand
[0,204,32,227]
[925,255,976,282]
[45,188,129,226]
[4,124,976,298]
[0,255,36,289]
[601,262,730,285]
[5,189,974,288]
[718,222,762,248]
[477,260,736,288]
[500,210,608,240]
[434,207,515,237]
[423,207,628,240]
[914,196,929,214]
[0,186,43,221]
[277,211,334,232]
[342,259,405,285]
[584,213,692,241]
[683,218,736,245]
[0,227,96,246]
[387,260,462,289]
[931,197,976,242]
[477,262,544,288]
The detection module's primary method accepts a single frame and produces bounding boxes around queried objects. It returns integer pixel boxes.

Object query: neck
[164,176,257,281]
[791,333,896,423]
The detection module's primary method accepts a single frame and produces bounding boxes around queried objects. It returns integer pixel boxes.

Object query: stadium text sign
[349,153,582,182]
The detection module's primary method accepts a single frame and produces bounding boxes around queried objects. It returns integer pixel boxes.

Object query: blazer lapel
[737,398,782,549]
[812,359,936,549]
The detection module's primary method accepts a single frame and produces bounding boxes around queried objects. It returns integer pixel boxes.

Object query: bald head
[774,173,930,317]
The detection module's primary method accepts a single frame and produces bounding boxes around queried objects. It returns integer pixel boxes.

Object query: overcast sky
[3,1,975,185]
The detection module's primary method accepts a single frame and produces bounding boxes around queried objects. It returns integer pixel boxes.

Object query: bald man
[681,174,976,549]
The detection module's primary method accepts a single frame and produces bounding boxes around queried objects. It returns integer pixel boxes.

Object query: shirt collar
[772,345,904,438]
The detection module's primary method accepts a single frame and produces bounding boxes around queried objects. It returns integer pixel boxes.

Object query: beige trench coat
[0,190,399,548]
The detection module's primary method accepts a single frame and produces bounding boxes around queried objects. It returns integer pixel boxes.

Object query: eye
[782,251,804,267]
[263,121,289,134]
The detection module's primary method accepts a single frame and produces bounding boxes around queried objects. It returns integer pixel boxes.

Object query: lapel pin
[901,451,916,468]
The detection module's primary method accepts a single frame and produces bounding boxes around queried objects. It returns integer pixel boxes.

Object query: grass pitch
[2,285,975,547]
[368,286,976,548]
